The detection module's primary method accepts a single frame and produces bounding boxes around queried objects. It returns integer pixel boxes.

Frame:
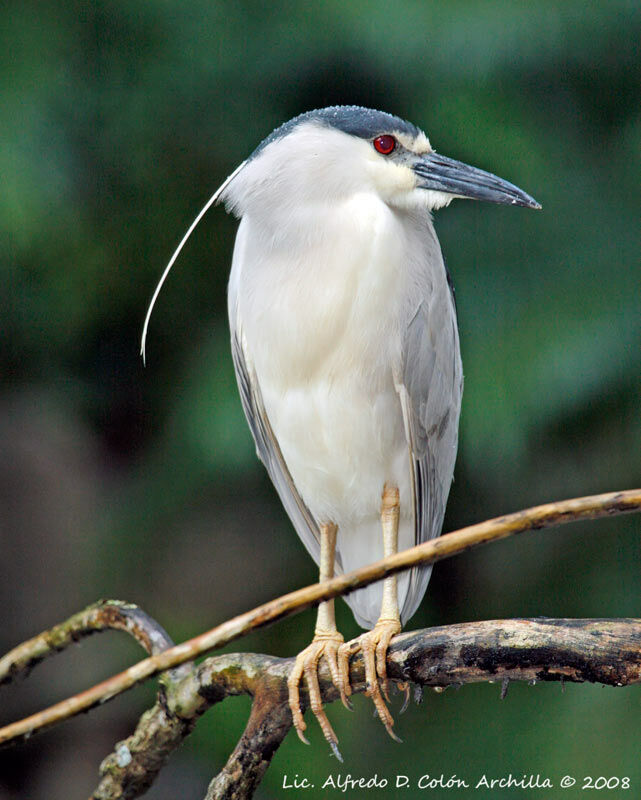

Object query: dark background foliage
[1,2,640,797]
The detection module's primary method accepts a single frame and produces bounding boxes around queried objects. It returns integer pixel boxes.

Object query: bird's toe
[341,620,402,742]
[287,632,345,756]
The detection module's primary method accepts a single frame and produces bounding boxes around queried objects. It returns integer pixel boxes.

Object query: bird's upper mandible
[219,105,540,220]
[141,105,539,364]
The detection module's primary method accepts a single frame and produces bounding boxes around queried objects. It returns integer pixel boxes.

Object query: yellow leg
[338,485,402,741]
[287,523,346,758]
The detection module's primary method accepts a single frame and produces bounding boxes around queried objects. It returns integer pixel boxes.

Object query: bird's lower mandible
[141,104,540,759]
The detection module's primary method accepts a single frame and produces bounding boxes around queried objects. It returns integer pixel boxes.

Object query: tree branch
[92,653,291,798]
[0,488,639,748]
[93,618,641,799]
[218,618,641,796]
[0,600,195,797]
[0,600,186,686]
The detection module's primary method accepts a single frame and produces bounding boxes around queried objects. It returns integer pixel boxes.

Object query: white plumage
[223,118,461,627]
[141,106,539,749]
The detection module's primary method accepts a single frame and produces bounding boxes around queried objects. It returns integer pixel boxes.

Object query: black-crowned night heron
[142,106,539,758]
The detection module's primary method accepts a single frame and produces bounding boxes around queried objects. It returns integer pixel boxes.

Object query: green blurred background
[1,1,640,798]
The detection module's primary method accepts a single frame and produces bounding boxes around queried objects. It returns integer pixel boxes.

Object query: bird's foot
[287,630,347,758]
[338,618,402,741]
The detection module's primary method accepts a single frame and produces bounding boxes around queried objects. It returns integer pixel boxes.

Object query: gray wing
[228,290,323,566]
[396,270,463,622]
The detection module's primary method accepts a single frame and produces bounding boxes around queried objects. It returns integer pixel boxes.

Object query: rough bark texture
[91,618,641,799]
[92,700,197,800]
[385,618,641,688]
[2,606,641,798]
[2,489,639,748]
[204,661,293,800]
[0,600,179,686]
[1,491,641,798]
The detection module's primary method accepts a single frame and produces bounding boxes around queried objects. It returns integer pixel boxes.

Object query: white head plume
[140,161,246,364]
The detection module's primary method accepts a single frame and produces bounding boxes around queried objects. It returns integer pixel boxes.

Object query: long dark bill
[413,152,541,209]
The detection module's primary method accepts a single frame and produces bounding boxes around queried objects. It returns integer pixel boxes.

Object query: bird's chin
[387,187,455,212]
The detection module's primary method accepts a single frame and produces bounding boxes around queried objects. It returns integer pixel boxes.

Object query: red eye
[373,135,396,155]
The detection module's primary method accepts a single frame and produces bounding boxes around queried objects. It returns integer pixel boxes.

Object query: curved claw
[397,682,411,714]
[329,740,344,762]
[287,632,347,754]
[341,619,402,741]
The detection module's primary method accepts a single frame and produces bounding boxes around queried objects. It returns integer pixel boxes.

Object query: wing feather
[396,272,463,621]
[228,280,323,567]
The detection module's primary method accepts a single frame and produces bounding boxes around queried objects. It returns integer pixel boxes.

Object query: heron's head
[140,106,540,360]
[221,105,540,218]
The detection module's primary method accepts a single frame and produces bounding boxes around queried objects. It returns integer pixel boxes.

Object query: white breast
[231,194,418,526]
